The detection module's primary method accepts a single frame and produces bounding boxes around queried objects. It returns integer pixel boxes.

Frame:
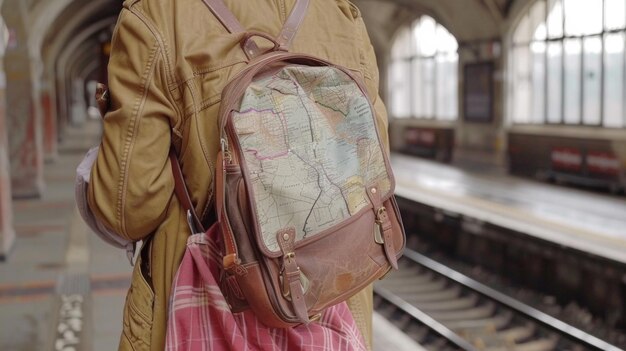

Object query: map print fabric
[232,65,391,253]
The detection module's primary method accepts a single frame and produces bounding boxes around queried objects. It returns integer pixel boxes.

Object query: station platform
[0,121,130,350]
[0,120,422,350]
[392,153,626,264]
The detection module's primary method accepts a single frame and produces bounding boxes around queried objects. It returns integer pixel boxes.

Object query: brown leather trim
[277,0,310,50]
[380,203,399,270]
[199,0,245,33]
[199,0,260,58]
[236,263,298,328]
[169,149,204,232]
[277,228,309,324]
[386,196,406,258]
[200,0,309,57]
[215,151,240,269]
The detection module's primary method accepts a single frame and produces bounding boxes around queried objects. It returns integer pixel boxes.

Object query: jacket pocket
[121,244,154,350]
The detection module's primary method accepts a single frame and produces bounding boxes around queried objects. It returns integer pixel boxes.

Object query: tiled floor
[1,120,129,351]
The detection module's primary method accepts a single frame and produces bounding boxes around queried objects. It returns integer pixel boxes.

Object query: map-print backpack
[171,0,406,328]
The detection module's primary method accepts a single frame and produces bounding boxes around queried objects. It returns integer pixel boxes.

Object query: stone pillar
[70,78,87,125]
[0,18,15,260]
[41,81,58,161]
[3,1,45,198]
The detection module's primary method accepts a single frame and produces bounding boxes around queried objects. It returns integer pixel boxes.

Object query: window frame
[388,16,459,121]
[509,0,626,129]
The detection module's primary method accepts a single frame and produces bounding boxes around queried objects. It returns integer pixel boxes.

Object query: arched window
[388,16,459,120]
[509,0,626,128]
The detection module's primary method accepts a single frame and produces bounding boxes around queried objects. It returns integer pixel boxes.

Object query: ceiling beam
[482,0,504,22]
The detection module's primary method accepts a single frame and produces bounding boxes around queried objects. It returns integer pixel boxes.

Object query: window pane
[436,25,458,53]
[436,53,458,120]
[448,55,459,120]
[583,37,602,125]
[416,16,437,57]
[392,27,413,59]
[531,0,547,41]
[564,0,602,36]
[412,59,422,117]
[420,59,435,118]
[390,60,411,118]
[563,39,582,124]
[547,0,563,39]
[514,15,531,44]
[603,33,625,128]
[531,42,546,123]
[390,16,458,121]
[547,42,563,123]
[605,0,626,31]
[513,46,532,123]
[436,58,445,120]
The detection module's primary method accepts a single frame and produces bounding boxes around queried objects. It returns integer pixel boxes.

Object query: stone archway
[0,13,14,260]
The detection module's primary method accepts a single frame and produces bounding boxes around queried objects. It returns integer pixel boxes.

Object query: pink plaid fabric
[165,224,367,351]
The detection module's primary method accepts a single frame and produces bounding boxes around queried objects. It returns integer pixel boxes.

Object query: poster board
[463,62,494,123]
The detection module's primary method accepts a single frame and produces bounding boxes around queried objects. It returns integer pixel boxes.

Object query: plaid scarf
[165,224,367,351]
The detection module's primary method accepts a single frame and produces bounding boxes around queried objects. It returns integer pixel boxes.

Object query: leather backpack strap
[169,148,206,233]
[200,0,260,57]
[200,0,246,34]
[200,0,309,52]
[277,0,309,50]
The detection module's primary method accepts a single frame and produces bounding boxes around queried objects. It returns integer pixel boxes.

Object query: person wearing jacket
[87,0,390,349]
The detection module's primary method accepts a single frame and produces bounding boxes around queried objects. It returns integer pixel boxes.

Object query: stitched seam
[279,0,287,21]
[117,43,160,238]
[129,5,183,128]
[192,60,247,76]
[187,80,215,174]
[183,93,222,117]
[130,4,177,91]
[186,80,215,216]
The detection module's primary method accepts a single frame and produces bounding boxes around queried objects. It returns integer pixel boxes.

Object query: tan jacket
[88,0,388,349]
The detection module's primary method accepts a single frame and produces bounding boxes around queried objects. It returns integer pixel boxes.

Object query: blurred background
[0,0,624,350]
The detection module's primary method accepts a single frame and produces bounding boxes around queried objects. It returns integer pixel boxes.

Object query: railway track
[374,249,623,351]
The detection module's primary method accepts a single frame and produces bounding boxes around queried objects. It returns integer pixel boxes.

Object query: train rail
[374,249,623,351]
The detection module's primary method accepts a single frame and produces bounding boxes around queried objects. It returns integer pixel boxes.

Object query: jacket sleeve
[87,8,177,241]
[356,14,390,151]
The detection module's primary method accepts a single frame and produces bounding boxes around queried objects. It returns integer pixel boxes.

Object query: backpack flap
[229,64,395,256]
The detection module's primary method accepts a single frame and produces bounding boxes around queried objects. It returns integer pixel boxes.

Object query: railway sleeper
[445,310,512,330]
[381,272,437,287]
[412,294,480,312]
[380,278,448,294]
[428,301,496,321]
[401,286,462,303]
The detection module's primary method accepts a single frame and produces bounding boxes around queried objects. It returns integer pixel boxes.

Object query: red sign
[587,151,621,176]
[551,147,582,171]
[405,128,435,146]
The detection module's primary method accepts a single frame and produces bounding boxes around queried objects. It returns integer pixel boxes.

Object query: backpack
[170,0,406,328]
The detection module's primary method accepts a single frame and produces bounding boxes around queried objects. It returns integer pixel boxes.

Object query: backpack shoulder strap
[200,0,247,34]
[277,0,309,50]
[200,0,309,52]
[169,149,206,233]
[200,0,260,57]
